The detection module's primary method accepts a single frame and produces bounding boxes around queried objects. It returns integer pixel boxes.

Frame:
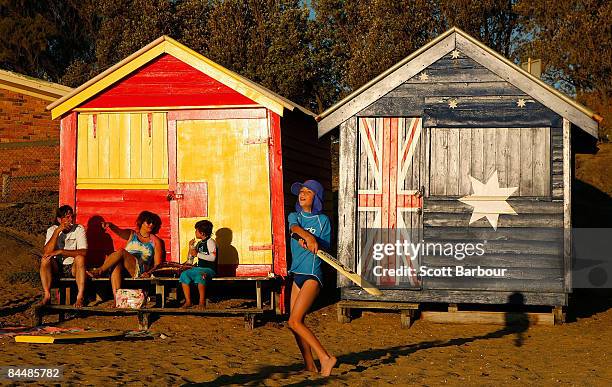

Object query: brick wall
[0,88,59,142]
[0,88,60,199]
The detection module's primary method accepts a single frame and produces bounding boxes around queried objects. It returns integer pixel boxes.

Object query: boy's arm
[207,239,217,261]
[188,239,197,262]
[290,224,318,254]
[318,216,332,250]
[57,249,88,257]
[43,227,60,256]
[43,222,76,258]
[56,225,88,257]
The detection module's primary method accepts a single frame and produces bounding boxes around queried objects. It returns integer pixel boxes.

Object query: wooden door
[170,114,273,273]
[356,117,424,289]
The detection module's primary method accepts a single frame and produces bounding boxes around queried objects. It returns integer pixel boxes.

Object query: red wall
[75,189,171,266]
[81,54,256,108]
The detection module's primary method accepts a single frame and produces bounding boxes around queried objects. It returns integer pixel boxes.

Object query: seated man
[40,205,88,307]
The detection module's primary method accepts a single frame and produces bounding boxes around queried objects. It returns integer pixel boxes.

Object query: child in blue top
[179,220,217,309]
[286,179,336,377]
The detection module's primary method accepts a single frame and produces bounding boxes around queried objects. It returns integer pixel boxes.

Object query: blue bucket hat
[291,179,324,215]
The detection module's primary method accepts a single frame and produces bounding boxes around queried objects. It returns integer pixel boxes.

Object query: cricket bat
[291,234,382,296]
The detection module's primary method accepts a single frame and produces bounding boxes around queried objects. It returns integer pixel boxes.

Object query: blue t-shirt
[288,211,331,284]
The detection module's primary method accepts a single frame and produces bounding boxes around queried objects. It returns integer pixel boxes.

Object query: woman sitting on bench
[88,211,163,306]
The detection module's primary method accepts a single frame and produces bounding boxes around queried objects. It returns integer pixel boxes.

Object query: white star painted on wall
[419,71,429,81]
[517,98,526,108]
[448,99,458,109]
[451,49,461,59]
[458,171,518,230]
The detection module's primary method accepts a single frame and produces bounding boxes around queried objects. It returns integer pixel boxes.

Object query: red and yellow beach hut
[46,36,329,287]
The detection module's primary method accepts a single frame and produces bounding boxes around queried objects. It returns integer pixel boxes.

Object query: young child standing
[179,220,217,309]
[287,179,337,376]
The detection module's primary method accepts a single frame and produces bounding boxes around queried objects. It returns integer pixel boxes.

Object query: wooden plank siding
[551,128,564,199]
[341,287,567,306]
[358,52,565,199]
[428,127,551,197]
[76,112,168,188]
[80,54,256,109]
[355,117,424,288]
[337,117,358,286]
[359,54,562,128]
[75,189,171,266]
[337,50,570,304]
[59,113,78,208]
[422,199,564,292]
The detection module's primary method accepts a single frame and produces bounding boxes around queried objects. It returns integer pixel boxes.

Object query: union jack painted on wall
[357,117,423,287]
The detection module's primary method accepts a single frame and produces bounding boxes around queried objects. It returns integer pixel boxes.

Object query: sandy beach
[1,144,611,385]
[1,224,611,386]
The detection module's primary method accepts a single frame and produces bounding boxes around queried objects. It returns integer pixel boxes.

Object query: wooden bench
[34,304,264,330]
[337,300,420,328]
[53,276,275,310]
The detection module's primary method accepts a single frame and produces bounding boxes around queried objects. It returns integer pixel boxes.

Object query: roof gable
[80,54,256,108]
[317,27,599,138]
[48,36,313,119]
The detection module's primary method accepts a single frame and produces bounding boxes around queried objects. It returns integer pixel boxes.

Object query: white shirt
[45,224,88,264]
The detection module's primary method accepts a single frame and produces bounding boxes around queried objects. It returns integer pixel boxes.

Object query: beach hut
[46,36,329,288]
[317,28,600,316]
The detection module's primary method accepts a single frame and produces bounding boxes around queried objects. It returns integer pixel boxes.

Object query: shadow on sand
[185,293,530,386]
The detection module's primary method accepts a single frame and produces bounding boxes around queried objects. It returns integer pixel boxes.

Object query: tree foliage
[1,0,609,137]
[439,0,519,58]
[312,0,442,97]
[516,0,611,139]
[0,0,95,81]
[202,0,314,107]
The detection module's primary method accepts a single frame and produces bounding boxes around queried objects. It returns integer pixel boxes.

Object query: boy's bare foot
[73,297,84,308]
[39,294,51,306]
[196,304,206,310]
[320,356,337,377]
[304,365,318,373]
[181,302,193,309]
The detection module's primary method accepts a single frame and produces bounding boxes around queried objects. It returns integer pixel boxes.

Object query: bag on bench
[116,289,147,309]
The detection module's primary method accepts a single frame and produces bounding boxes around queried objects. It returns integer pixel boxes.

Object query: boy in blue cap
[286,179,337,376]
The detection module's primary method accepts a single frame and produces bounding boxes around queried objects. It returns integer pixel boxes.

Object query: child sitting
[179,220,217,309]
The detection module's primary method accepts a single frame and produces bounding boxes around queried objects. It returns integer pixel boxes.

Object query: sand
[1,299,611,385]
[1,145,611,385]
[1,224,611,385]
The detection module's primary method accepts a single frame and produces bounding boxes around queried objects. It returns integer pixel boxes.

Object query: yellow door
[175,118,273,267]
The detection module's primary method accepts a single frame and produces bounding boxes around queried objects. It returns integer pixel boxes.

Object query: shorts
[129,256,150,278]
[53,256,73,277]
[133,260,148,278]
[61,263,73,277]
[179,267,216,286]
[293,273,322,288]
